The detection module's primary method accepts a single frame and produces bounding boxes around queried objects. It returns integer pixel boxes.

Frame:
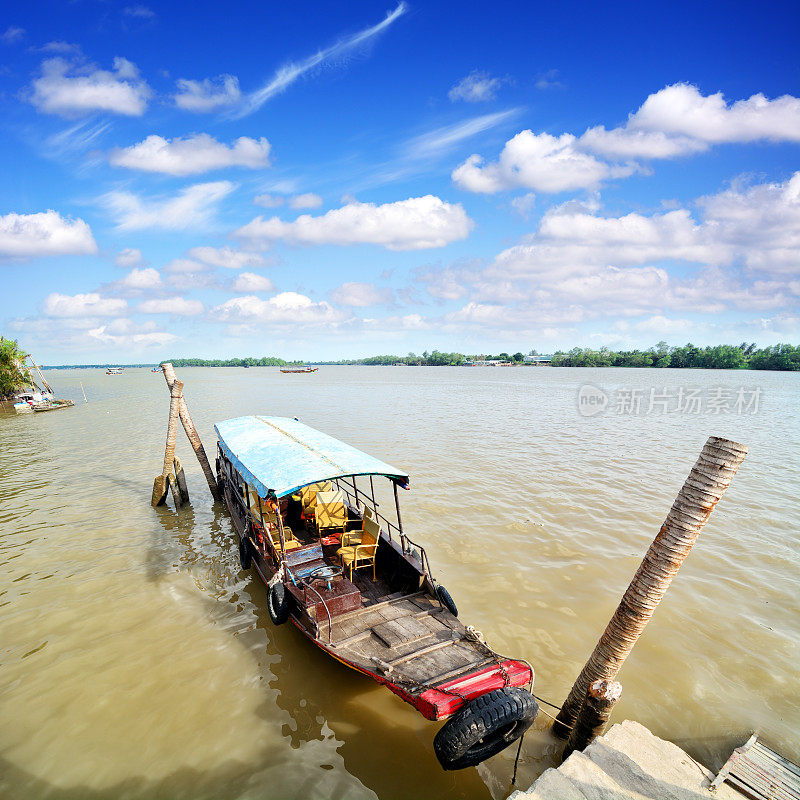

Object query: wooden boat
[106,367,123,375]
[280,366,318,373]
[32,398,75,412]
[215,416,538,770]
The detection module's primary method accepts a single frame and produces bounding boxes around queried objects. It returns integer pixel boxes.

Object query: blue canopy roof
[214,416,409,499]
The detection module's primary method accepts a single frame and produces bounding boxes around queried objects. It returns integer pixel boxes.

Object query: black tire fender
[268,582,292,625]
[433,687,538,770]
[436,584,458,617]
[239,536,252,570]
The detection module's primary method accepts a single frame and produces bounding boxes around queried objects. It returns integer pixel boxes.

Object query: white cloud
[43,292,127,318]
[118,267,162,290]
[289,193,323,209]
[232,272,275,292]
[115,247,143,268]
[187,246,268,270]
[698,172,800,276]
[331,282,392,307]
[233,3,407,117]
[628,83,800,144]
[1,26,25,44]
[109,134,270,176]
[0,210,97,259]
[453,131,635,193]
[254,193,285,208]
[405,110,519,158]
[454,84,800,194]
[427,172,800,326]
[139,297,204,315]
[101,181,236,230]
[212,292,350,326]
[511,192,536,218]
[582,84,800,160]
[448,71,506,103]
[89,322,176,348]
[30,57,151,117]
[123,5,155,19]
[236,195,472,251]
[173,74,241,112]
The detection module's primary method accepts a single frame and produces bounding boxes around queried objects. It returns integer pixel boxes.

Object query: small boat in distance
[280,366,319,373]
[215,416,538,770]
[13,389,53,413]
[106,367,123,375]
[32,398,75,412]
[151,367,160,372]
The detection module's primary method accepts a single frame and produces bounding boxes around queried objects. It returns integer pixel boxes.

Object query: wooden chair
[315,490,348,542]
[337,516,379,580]
[261,506,303,552]
[341,506,374,548]
[299,481,331,528]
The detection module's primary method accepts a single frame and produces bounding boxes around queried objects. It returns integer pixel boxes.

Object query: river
[1,366,797,800]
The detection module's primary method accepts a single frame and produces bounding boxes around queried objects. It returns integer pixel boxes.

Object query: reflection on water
[1,366,798,799]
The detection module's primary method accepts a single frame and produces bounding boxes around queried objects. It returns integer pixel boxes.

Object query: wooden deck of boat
[324,591,491,690]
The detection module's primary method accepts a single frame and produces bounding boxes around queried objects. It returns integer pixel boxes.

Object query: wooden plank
[427,656,495,686]
[318,591,425,629]
[386,637,458,667]
[372,617,432,648]
[752,743,800,779]
[729,755,798,799]
[727,761,797,800]
[749,748,800,788]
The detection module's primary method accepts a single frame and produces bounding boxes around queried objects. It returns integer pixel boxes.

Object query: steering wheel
[306,565,343,583]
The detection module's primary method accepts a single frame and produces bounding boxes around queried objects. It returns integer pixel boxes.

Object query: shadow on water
[135,498,493,800]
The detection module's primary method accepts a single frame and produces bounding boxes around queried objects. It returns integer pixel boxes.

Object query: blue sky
[1,0,799,363]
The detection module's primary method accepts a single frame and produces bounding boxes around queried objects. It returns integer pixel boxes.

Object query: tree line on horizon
[167,342,799,371]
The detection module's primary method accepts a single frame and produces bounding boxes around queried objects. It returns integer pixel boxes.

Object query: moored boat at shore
[106,367,124,375]
[279,366,319,373]
[215,415,537,770]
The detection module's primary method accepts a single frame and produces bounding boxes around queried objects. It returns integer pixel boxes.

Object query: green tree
[0,337,33,398]
[512,352,524,362]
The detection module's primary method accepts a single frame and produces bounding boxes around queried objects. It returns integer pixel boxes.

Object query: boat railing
[401,535,432,578]
[332,476,429,577]
[287,567,334,643]
[333,477,402,542]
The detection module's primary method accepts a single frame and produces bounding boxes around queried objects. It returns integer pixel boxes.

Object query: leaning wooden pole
[161,363,220,501]
[553,436,748,737]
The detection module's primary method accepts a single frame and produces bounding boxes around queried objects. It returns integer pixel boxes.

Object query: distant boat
[32,398,75,412]
[280,366,319,373]
[13,389,53,413]
[106,367,123,375]
[152,367,160,372]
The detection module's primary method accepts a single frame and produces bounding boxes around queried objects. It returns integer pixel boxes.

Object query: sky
[1,0,799,363]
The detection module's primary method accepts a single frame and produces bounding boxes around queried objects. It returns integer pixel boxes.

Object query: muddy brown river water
[1,366,798,800]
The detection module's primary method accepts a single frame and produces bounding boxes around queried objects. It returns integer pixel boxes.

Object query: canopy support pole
[353,476,360,511]
[393,481,406,552]
[274,499,287,562]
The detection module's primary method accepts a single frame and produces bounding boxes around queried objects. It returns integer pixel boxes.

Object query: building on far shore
[523,354,553,365]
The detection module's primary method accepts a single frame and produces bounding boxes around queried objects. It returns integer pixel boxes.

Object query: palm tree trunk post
[161,362,221,501]
[562,679,622,761]
[553,436,748,737]
[151,377,186,507]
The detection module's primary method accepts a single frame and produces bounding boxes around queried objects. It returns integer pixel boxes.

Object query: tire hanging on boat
[433,687,538,770]
[268,582,292,625]
[436,584,458,617]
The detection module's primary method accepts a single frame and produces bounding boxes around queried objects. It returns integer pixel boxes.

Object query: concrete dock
[510,720,744,800]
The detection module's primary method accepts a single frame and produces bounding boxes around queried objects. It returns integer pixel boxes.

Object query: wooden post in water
[561,680,622,761]
[151,377,188,507]
[161,363,220,501]
[553,436,748,737]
